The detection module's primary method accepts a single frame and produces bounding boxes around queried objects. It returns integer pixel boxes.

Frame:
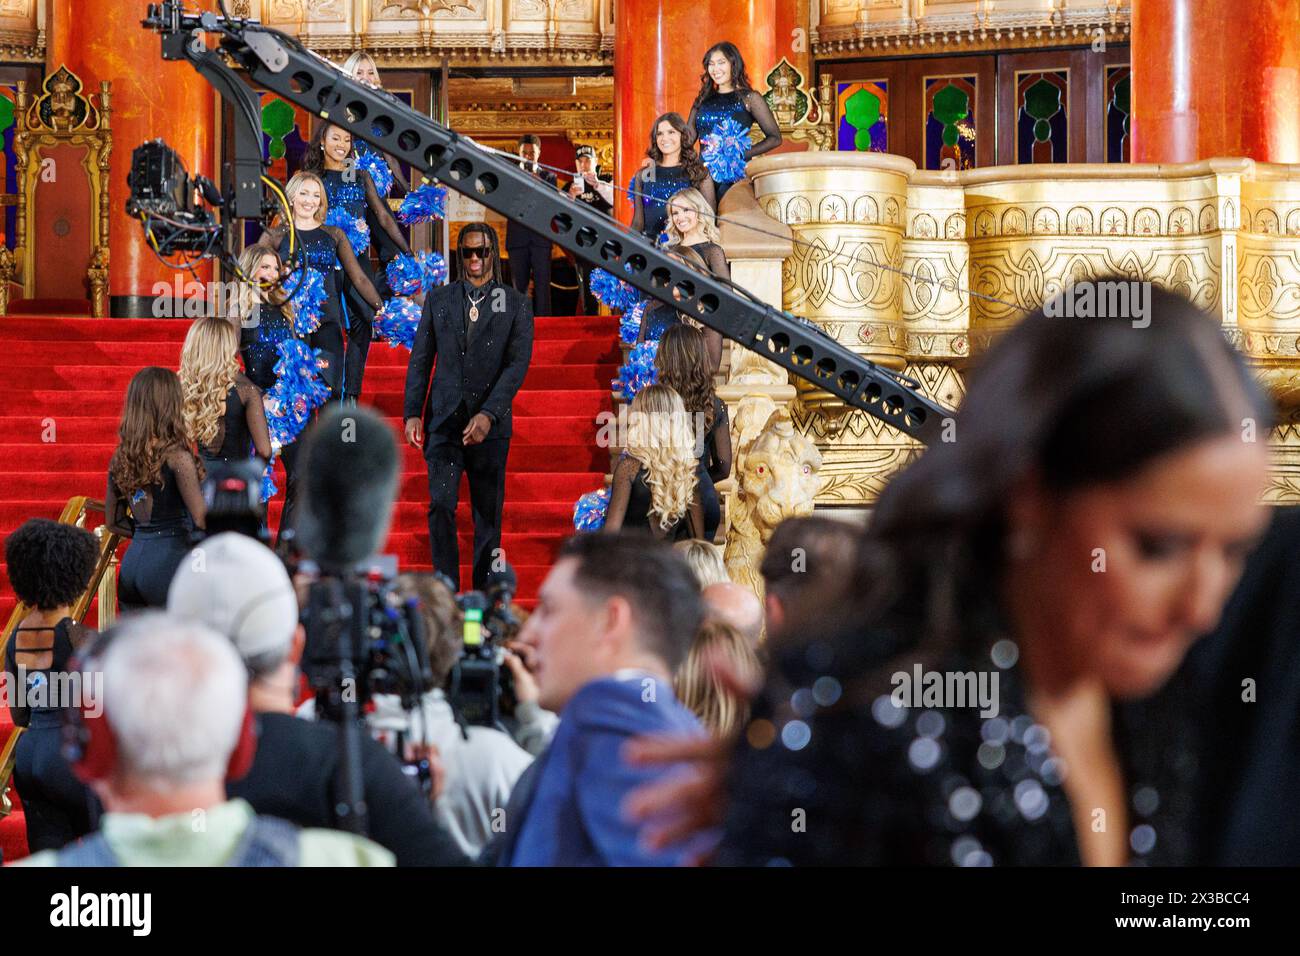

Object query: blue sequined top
[279,226,342,326]
[240,303,294,391]
[633,164,694,242]
[694,91,755,143]
[321,168,370,256]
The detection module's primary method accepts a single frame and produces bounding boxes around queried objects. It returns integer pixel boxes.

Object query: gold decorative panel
[815,0,1129,57]
[748,151,1300,506]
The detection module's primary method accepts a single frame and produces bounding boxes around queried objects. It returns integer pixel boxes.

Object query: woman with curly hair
[604,384,703,541]
[630,113,715,244]
[655,324,731,541]
[104,367,207,609]
[256,170,385,402]
[178,316,271,470]
[303,120,410,403]
[687,41,782,202]
[3,518,100,851]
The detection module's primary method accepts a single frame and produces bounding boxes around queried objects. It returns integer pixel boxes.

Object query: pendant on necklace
[469,304,479,322]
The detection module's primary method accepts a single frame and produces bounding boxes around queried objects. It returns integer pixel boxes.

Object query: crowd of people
[3,37,1298,870]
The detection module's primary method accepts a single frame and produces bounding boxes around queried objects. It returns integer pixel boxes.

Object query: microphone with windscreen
[296,405,400,575]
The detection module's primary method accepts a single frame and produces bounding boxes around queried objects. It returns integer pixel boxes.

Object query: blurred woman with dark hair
[629,284,1274,866]
[104,367,207,609]
[3,518,100,852]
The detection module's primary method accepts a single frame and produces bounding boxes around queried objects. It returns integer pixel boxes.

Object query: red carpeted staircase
[0,312,617,862]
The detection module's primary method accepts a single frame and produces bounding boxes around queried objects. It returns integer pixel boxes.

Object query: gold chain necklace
[467,290,486,322]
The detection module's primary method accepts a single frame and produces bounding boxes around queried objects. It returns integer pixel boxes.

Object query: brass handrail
[0,496,122,664]
[0,725,23,820]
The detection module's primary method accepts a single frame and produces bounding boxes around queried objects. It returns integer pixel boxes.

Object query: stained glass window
[1106,66,1131,163]
[924,76,977,171]
[837,80,888,153]
[1016,71,1068,163]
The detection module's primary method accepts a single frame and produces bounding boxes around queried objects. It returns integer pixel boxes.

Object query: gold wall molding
[814,0,1128,58]
[747,151,1300,506]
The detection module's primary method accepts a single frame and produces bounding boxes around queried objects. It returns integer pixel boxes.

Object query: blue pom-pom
[355,147,393,197]
[417,250,448,291]
[285,265,326,336]
[612,341,659,402]
[590,268,640,311]
[701,116,751,184]
[620,299,647,345]
[325,206,370,257]
[264,339,330,448]
[374,297,422,350]
[625,173,639,206]
[386,253,424,296]
[260,458,279,504]
[573,488,611,532]
[398,183,447,225]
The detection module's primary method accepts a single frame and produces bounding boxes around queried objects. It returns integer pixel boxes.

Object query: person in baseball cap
[568,145,615,314]
[166,532,470,865]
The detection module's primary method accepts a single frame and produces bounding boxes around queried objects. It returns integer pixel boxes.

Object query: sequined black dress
[629,164,715,243]
[689,89,782,200]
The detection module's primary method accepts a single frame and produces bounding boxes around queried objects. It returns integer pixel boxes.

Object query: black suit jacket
[505,165,559,249]
[403,279,534,441]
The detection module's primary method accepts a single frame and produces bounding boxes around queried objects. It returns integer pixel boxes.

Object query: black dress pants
[508,241,552,317]
[424,405,511,592]
[341,254,381,400]
[309,320,345,402]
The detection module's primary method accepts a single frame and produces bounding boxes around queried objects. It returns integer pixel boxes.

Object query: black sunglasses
[461,246,491,259]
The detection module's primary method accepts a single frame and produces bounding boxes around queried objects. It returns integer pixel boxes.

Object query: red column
[58,0,215,315]
[614,1,776,221]
[1132,0,1300,163]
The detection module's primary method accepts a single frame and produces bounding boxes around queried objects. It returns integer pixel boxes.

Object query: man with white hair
[166,533,468,866]
[18,612,393,866]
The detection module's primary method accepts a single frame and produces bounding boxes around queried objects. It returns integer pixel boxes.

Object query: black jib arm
[143,2,955,442]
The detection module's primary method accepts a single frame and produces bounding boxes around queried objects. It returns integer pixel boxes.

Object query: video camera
[126,139,223,256]
[446,567,523,731]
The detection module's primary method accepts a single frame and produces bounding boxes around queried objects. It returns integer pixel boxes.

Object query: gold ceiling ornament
[747,151,1300,506]
[814,0,1130,59]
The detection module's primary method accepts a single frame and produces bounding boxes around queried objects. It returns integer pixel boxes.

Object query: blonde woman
[256,170,383,400]
[178,316,271,468]
[604,384,703,541]
[674,618,760,738]
[340,51,411,196]
[674,539,730,588]
[665,187,729,281]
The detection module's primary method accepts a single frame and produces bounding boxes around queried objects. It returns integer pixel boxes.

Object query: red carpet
[0,312,617,861]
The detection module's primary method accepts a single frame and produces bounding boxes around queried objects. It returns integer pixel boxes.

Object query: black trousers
[309,320,345,402]
[14,721,96,853]
[508,242,552,317]
[340,254,383,401]
[277,437,301,545]
[424,406,511,592]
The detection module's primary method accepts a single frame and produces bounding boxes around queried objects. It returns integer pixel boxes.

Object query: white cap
[167,532,299,667]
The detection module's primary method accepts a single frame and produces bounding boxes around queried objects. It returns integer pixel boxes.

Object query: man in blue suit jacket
[490,533,716,866]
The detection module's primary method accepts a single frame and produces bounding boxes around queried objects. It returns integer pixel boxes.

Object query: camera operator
[166,533,469,866]
[363,572,534,857]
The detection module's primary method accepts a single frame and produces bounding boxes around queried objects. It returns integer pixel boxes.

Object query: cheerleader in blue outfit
[303,121,412,404]
[255,171,385,404]
[688,41,782,203]
[629,112,716,244]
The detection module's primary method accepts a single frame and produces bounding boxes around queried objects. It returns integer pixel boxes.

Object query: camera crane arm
[143,1,955,443]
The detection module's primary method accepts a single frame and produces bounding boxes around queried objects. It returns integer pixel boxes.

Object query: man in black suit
[505,134,559,317]
[404,224,534,591]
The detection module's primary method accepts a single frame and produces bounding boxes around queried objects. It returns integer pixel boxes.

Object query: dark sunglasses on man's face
[462,246,490,259]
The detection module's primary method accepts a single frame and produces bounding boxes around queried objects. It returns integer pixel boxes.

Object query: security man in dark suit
[505,134,559,317]
[404,223,535,591]
[567,144,615,315]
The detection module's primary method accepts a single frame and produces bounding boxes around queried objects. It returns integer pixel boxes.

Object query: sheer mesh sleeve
[698,174,717,211]
[103,472,133,538]
[237,374,273,460]
[700,243,730,281]
[707,397,732,484]
[630,173,646,234]
[686,487,705,541]
[169,450,208,530]
[743,90,784,160]
[604,455,639,531]
[363,169,412,256]
[254,224,288,253]
[385,152,411,194]
[326,226,385,310]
